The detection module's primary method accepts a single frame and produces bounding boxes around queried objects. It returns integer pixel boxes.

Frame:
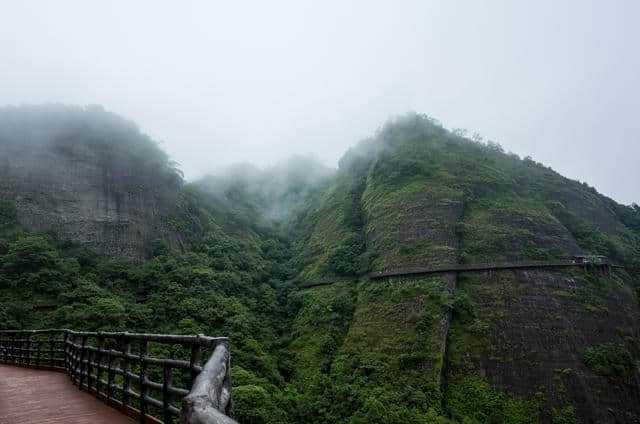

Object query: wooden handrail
[0,329,237,424]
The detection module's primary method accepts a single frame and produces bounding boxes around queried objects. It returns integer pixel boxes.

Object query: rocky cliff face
[0,105,186,261]
[449,268,640,422]
[290,114,640,422]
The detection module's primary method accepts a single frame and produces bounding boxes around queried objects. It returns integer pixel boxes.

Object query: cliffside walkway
[367,260,622,279]
[298,260,622,288]
[0,329,237,424]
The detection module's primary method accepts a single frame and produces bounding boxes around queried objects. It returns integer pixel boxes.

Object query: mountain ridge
[1,106,639,423]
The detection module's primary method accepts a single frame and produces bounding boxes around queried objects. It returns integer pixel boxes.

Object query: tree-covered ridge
[0,194,301,422]
[287,113,640,423]
[1,110,640,423]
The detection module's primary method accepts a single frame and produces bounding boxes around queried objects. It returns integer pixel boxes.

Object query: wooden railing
[367,260,622,279]
[296,260,622,287]
[0,329,236,424]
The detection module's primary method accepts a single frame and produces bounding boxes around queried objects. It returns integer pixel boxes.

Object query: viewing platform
[0,363,134,423]
[0,329,237,424]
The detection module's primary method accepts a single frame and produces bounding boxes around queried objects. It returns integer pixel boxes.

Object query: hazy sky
[1,1,638,204]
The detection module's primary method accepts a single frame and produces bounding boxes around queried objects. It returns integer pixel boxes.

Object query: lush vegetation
[583,343,636,378]
[2,110,640,423]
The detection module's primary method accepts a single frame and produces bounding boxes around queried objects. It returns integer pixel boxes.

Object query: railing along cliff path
[367,259,622,279]
[298,259,622,288]
[0,329,237,424]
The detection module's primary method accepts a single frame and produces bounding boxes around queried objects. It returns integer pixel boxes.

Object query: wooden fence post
[35,335,42,367]
[106,349,115,404]
[87,337,94,392]
[18,333,23,365]
[71,332,78,384]
[11,333,16,364]
[1,334,6,362]
[25,332,32,366]
[139,340,149,423]
[189,340,202,389]
[121,334,132,412]
[95,333,104,398]
[63,331,70,372]
[49,333,56,367]
[78,335,88,389]
[163,364,173,423]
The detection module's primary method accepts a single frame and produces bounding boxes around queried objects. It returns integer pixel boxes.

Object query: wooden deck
[0,364,134,424]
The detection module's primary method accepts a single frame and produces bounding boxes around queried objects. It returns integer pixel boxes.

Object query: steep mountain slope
[0,105,185,260]
[1,108,639,423]
[290,114,640,423]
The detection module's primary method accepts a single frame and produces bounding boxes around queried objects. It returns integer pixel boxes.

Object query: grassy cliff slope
[289,114,640,423]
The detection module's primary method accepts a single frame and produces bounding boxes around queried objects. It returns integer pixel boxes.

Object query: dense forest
[1,106,639,423]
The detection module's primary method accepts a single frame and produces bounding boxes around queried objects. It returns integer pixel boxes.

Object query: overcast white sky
[1,1,638,204]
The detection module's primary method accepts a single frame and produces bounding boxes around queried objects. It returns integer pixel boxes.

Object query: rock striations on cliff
[290,113,640,423]
[0,104,186,261]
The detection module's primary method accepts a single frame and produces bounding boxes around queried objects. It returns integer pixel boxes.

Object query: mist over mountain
[194,155,334,228]
[0,104,185,260]
[1,106,639,423]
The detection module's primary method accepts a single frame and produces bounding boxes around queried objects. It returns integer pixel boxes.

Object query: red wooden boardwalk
[0,364,134,424]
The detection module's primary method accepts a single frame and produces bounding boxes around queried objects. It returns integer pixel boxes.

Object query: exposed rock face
[291,114,640,422]
[0,105,185,261]
[451,269,640,423]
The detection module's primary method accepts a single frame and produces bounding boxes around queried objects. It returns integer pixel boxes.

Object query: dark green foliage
[0,236,80,297]
[583,343,636,378]
[2,236,59,276]
[233,385,286,424]
[284,278,457,423]
[0,198,18,230]
[2,112,640,423]
[53,295,127,331]
[551,406,577,424]
[446,375,541,424]
[0,192,294,385]
[326,233,365,276]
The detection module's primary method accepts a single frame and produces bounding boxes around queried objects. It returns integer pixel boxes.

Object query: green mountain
[1,107,639,423]
[289,114,640,423]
